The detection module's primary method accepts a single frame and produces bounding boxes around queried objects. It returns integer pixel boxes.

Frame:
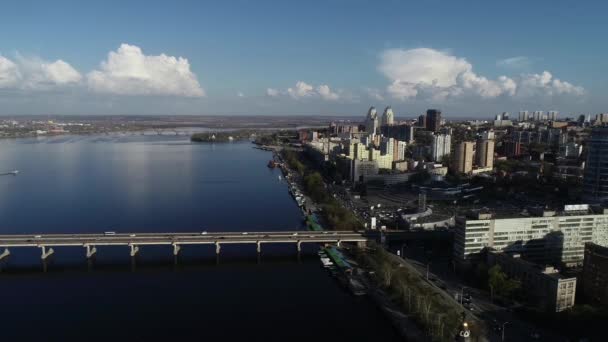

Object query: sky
[0,0,606,118]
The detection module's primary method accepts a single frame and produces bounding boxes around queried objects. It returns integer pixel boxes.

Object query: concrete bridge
[0,231,368,260]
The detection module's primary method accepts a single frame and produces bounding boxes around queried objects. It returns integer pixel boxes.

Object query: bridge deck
[0,231,368,248]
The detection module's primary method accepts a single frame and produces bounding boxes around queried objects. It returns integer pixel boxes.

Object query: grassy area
[358,243,483,342]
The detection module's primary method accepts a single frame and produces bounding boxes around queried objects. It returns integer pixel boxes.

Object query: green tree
[488,265,520,301]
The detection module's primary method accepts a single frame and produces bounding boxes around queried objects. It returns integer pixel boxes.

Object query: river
[0,135,400,341]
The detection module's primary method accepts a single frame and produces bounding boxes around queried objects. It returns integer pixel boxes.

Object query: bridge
[0,231,369,260]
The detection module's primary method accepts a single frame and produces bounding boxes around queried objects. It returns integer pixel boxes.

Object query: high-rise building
[380,124,415,143]
[548,111,558,121]
[582,243,608,305]
[417,114,427,128]
[426,109,442,132]
[431,133,451,162]
[476,139,495,169]
[519,111,529,122]
[502,112,510,120]
[454,141,474,174]
[365,106,378,134]
[533,111,543,121]
[595,113,608,124]
[393,140,407,162]
[504,141,522,157]
[381,106,394,126]
[380,137,394,156]
[583,127,608,203]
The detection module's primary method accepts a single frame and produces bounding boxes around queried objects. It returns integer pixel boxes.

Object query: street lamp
[502,321,510,341]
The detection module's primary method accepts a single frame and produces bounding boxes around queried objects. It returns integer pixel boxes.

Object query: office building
[476,139,495,169]
[454,141,474,174]
[583,127,608,203]
[381,106,394,126]
[426,109,442,132]
[431,133,451,163]
[582,243,608,305]
[487,250,576,312]
[453,205,608,266]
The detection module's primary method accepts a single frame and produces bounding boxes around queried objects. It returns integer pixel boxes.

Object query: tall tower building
[583,127,608,203]
[476,139,495,169]
[431,133,451,162]
[548,111,559,121]
[365,106,378,134]
[519,111,529,122]
[454,142,474,174]
[418,114,427,127]
[381,106,394,126]
[426,109,442,132]
[533,111,543,121]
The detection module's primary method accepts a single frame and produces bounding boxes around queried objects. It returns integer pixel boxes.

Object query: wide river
[0,135,400,341]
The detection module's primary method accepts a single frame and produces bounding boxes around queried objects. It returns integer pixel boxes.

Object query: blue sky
[0,0,606,118]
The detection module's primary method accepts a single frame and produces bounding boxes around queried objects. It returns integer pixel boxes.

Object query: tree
[488,265,520,301]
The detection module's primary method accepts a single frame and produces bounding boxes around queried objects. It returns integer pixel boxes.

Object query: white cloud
[316,84,339,100]
[497,56,531,69]
[287,81,315,98]
[266,88,280,97]
[87,44,204,97]
[0,56,20,88]
[268,81,340,101]
[518,71,585,97]
[0,54,81,90]
[378,48,583,102]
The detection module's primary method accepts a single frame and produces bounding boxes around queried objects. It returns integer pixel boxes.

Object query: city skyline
[0,0,606,116]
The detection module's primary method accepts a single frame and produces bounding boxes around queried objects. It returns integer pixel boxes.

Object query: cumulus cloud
[378,48,583,101]
[518,71,585,97]
[267,81,340,101]
[0,54,81,90]
[87,44,204,97]
[0,56,20,88]
[316,84,340,100]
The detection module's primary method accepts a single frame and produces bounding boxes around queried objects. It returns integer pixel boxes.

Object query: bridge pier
[296,241,302,253]
[129,244,139,257]
[336,240,342,248]
[0,248,10,261]
[40,246,54,260]
[215,242,221,255]
[256,241,261,254]
[85,245,97,258]
[173,243,181,256]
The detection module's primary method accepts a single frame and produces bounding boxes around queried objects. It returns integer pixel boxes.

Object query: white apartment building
[431,133,451,162]
[454,205,608,266]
